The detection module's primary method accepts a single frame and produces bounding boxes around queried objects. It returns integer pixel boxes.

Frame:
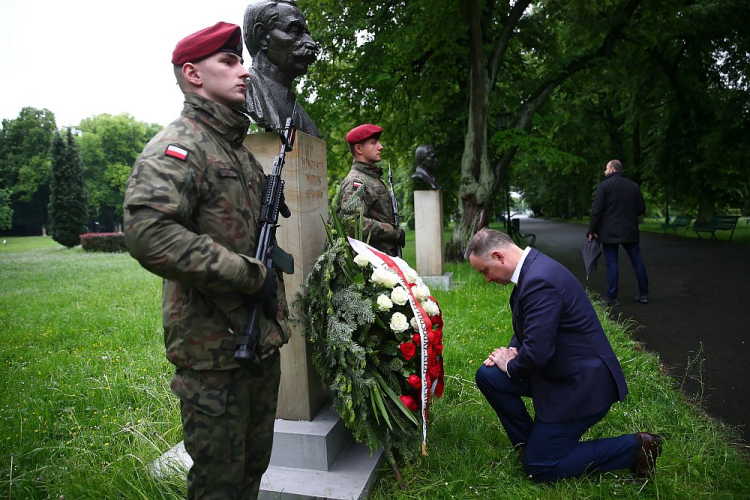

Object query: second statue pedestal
[414,190,452,290]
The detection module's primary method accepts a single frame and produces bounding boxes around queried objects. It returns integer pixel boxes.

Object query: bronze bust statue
[412,145,440,190]
[243,0,322,138]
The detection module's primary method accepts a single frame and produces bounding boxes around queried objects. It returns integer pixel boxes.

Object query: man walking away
[587,159,649,307]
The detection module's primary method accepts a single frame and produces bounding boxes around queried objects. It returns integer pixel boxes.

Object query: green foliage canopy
[299,0,467,220]
[76,114,161,229]
[0,107,57,233]
[298,0,749,234]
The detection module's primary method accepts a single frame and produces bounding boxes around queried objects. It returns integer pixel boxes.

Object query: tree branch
[521,0,642,124]
[489,0,643,198]
[489,0,532,88]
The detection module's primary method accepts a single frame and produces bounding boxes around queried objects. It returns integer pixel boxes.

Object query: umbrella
[582,238,602,281]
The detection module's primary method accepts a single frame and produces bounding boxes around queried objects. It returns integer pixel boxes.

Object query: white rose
[376,294,393,311]
[422,299,440,317]
[371,266,399,288]
[410,316,419,331]
[390,312,409,333]
[404,266,419,284]
[415,284,431,301]
[354,253,370,268]
[390,286,410,306]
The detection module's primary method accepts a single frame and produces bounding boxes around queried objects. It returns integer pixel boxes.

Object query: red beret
[172,22,243,65]
[345,124,383,144]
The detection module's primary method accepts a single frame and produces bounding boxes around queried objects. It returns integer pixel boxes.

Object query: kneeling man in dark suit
[466,228,662,482]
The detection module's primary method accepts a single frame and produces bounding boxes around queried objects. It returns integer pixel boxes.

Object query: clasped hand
[484,346,518,373]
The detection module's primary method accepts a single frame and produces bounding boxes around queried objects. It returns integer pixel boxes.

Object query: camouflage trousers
[171,350,281,500]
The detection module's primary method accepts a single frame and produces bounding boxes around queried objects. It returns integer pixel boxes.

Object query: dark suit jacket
[506,249,628,423]
[587,172,646,244]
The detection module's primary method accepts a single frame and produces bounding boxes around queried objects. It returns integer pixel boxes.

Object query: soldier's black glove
[256,267,279,318]
[398,228,406,248]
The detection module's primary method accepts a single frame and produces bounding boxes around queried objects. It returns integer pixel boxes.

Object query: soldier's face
[194,52,250,109]
[264,4,318,79]
[357,138,383,164]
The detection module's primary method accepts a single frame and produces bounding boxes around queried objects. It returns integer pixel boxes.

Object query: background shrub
[80,232,127,252]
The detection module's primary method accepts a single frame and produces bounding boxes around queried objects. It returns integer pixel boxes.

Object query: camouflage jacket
[338,161,399,256]
[123,93,291,371]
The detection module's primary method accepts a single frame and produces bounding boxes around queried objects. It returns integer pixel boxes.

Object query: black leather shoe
[634,295,649,304]
[598,296,620,307]
[631,432,663,478]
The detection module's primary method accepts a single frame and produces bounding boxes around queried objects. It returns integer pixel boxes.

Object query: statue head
[412,145,440,190]
[415,145,438,172]
[243,0,318,81]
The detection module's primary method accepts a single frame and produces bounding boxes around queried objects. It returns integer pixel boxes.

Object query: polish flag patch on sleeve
[165,144,189,161]
[352,181,363,189]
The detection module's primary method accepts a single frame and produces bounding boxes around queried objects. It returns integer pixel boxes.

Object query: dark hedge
[80,232,127,253]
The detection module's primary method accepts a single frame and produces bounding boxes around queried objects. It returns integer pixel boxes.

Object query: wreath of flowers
[296,210,444,467]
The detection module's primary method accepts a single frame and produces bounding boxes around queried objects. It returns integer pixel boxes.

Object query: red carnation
[432,331,443,345]
[407,374,421,390]
[399,395,419,411]
[399,342,416,361]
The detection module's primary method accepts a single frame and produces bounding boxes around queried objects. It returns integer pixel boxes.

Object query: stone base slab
[151,406,382,499]
[421,272,453,291]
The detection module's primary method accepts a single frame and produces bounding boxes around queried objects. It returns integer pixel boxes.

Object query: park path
[517,217,750,445]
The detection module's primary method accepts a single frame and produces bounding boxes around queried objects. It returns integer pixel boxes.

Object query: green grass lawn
[0,236,64,253]
[551,217,750,243]
[1,237,748,499]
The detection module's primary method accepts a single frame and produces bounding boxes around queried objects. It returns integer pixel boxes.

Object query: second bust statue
[243,0,322,138]
[412,145,441,190]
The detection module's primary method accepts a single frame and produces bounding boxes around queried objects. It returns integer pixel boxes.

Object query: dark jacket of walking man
[587,159,649,306]
[123,22,291,500]
[467,228,662,482]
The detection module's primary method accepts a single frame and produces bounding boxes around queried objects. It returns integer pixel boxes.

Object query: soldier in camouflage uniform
[338,124,405,256]
[123,22,291,500]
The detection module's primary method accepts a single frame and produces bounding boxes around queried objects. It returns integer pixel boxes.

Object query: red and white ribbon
[348,237,437,453]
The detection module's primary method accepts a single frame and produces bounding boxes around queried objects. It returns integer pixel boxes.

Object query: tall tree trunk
[449,0,530,259]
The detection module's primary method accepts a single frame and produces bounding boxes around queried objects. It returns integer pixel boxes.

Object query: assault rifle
[234,104,298,366]
[387,164,402,258]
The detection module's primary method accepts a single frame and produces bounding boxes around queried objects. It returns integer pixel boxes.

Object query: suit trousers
[476,365,637,482]
[602,242,649,299]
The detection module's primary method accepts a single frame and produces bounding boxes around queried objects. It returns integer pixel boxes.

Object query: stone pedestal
[244,132,382,498]
[414,190,452,290]
[244,131,329,421]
